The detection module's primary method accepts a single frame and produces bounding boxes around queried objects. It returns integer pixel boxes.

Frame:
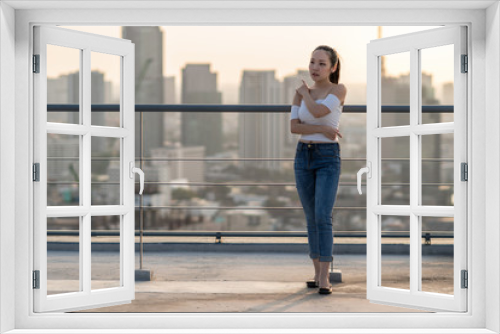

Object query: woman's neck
[312,79,334,89]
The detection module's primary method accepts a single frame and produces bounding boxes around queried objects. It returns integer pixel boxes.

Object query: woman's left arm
[301,84,347,119]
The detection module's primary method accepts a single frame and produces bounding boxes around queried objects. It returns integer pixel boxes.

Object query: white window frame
[1,2,498,333]
[365,25,468,312]
[33,25,136,313]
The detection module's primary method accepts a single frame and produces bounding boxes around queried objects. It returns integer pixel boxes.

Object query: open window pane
[47,217,80,295]
[381,52,410,127]
[380,215,410,290]
[421,216,454,294]
[91,51,121,127]
[421,133,454,206]
[91,216,121,290]
[47,44,80,124]
[47,133,80,206]
[421,45,454,124]
[381,137,410,205]
[91,137,121,205]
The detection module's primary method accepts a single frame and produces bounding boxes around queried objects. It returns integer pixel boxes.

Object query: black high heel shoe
[306,280,319,288]
[318,285,333,294]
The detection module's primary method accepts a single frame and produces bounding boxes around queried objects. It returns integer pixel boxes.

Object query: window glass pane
[134,169,363,233]
[381,137,410,205]
[163,111,181,147]
[141,111,172,158]
[381,52,410,127]
[47,133,80,206]
[91,216,121,290]
[381,215,410,290]
[47,217,80,295]
[239,112,286,163]
[91,137,121,205]
[421,216,454,295]
[421,45,454,124]
[91,51,121,127]
[421,133,454,206]
[47,44,80,124]
[180,111,223,158]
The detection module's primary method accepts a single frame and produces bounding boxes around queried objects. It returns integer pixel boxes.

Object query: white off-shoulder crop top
[290,93,343,143]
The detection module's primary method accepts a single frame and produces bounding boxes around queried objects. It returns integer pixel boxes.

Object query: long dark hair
[314,45,340,84]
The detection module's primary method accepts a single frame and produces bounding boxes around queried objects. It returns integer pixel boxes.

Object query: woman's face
[309,49,336,82]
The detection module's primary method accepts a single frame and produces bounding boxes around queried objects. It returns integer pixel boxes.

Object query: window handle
[129,162,144,195]
[357,162,372,195]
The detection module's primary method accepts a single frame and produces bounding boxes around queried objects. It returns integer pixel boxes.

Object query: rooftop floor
[45,246,454,313]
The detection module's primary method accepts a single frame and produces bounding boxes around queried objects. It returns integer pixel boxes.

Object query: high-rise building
[239,70,283,170]
[163,76,180,145]
[283,70,312,105]
[181,64,223,156]
[90,71,106,127]
[122,27,165,157]
[67,72,80,124]
[442,82,454,105]
[164,76,176,104]
[47,76,70,124]
[89,71,107,152]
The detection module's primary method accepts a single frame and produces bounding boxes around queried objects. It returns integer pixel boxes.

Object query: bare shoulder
[334,83,347,96]
[331,84,347,105]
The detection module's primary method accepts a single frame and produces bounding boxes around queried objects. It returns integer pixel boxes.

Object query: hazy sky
[53,25,453,103]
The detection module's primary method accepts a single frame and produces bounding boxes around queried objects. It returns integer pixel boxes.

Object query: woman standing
[290,45,346,295]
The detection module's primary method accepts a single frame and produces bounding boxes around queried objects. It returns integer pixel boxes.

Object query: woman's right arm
[291,120,340,140]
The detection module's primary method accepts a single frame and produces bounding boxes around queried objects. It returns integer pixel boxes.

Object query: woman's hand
[322,126,343,141]
[296,80,310,97]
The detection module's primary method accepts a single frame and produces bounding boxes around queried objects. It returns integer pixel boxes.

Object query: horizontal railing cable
[45,181,453,186]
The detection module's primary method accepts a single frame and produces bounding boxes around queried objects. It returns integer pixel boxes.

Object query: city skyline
[50,25,453,104]
[46,63,453,107]
[45,25,454,232]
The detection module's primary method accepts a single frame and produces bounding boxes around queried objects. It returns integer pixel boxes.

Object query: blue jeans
[294,142,341,262]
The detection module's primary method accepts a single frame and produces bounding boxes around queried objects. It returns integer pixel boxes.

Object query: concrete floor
[45,251,454,313]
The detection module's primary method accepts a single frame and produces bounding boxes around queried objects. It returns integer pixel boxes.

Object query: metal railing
[47,104,455,264]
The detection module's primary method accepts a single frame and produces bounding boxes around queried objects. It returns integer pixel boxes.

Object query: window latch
[129,162,144,195]
[357,162,372,195]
